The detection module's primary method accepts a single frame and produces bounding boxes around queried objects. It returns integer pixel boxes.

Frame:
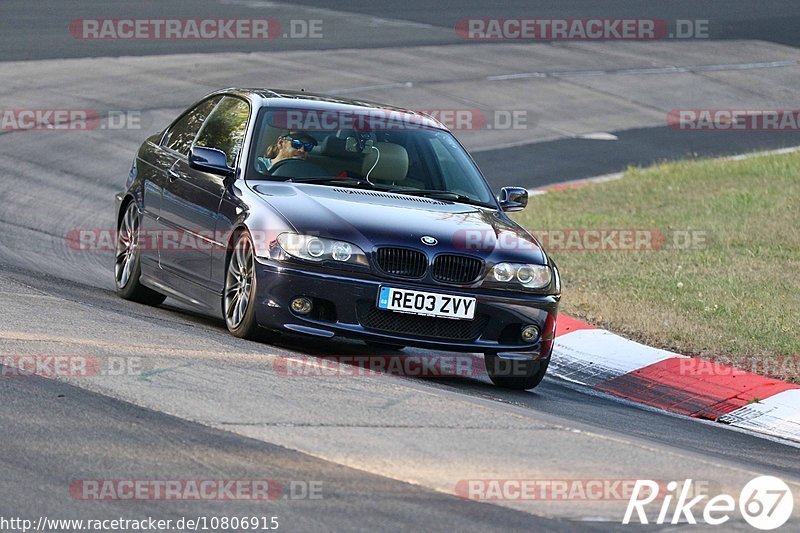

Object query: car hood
[250,183,546,263]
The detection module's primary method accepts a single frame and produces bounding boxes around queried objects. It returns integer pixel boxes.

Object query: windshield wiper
[289,176,378,189]
[387,188,496,208]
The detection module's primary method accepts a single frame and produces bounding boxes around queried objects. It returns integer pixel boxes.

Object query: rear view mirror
[497,186,528,212]
[345,136,359,152]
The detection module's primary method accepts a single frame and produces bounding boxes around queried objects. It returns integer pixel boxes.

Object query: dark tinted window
[164,97,221,156]
[194,97,251,167]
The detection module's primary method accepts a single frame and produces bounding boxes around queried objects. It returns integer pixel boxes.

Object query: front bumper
[253,259,559,360]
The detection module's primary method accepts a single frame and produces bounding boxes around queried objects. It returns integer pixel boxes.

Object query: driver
[257,131,317,173]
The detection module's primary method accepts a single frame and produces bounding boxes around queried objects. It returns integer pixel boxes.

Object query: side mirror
[189,146,233,176]
[497,186,528,212]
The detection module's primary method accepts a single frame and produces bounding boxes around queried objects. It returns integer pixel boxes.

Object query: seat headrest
[319,134,359,159]
[361,142,409,184]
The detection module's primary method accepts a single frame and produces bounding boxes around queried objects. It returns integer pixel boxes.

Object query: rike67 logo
[624,476,794,529]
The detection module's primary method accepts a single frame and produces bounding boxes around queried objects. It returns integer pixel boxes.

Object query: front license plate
[377,287,476,320]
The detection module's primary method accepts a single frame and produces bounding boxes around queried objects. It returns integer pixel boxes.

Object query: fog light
[291,297,313,315]
[521,325,540,342]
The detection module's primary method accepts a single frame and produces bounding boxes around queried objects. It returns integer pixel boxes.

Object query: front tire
[115,201,166,306]
[484,354,549,390]
[223,230,264,340]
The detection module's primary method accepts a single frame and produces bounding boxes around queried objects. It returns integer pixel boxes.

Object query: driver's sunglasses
[285,137,316,152]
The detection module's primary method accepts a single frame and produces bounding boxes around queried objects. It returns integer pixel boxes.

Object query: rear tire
[484,354,549,390]
[115,201,166,306]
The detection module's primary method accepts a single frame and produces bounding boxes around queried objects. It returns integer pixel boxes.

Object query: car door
[135,135,174,271]
[159,96,251,299]
[150,95,221,274]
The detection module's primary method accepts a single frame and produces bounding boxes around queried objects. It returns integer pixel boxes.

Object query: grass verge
[512,150,800,382]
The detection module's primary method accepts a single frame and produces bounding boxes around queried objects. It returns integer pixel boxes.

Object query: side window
[194,97,251,167]
[163,97,221,156]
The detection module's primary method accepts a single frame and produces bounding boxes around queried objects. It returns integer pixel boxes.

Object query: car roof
[211,87,449,131]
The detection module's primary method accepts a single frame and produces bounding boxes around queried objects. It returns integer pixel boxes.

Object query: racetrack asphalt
[1,362,579,533]
[3,0,800,61]
[2,1,800,530]
[1,262,798,529]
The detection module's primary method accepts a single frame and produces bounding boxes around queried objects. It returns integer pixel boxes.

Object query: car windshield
[246,107,498,207]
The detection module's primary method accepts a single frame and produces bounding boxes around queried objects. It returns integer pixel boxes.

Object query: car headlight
[277,233,368,267]
[486,262,552,289]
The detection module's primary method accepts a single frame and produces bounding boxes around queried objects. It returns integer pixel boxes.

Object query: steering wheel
[268,158,329,179]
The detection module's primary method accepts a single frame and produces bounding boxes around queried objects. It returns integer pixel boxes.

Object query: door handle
[168,168,181,181]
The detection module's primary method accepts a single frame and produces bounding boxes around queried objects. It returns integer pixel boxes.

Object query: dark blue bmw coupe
[115,88,560,389]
